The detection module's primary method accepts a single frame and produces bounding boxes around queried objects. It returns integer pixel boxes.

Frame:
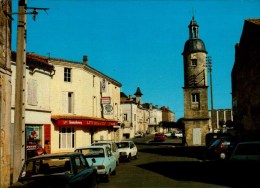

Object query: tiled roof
[247,18,260,25]
[11,51,54,72]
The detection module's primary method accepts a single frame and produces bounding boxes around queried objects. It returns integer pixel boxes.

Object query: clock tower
[182,17,209,146]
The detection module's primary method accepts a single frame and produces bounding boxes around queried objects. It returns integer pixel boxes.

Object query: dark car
[204,137,236,160]
[10,152,98,188]
[153,133,166,142]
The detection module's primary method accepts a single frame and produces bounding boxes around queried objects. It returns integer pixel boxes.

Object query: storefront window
[59,127,75,149]
[26,125,42,158]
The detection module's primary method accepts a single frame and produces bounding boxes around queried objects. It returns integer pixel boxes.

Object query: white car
[92,140,120,165]
[75,145,116,182]
[116,141,138,161]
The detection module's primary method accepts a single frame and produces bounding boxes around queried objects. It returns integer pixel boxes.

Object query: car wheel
[134,153,138,160]
[111,169,116,175]
[128,154,131,162]
[220,153,226,160]
[104,173,110,183]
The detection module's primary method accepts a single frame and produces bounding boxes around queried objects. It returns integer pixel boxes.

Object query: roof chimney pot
[83,55,88,65]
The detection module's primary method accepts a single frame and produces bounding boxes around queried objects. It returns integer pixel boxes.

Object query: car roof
[75,145,108,150]
[28,152,81,160]
[116,141,132,143]
[236,141,260,144]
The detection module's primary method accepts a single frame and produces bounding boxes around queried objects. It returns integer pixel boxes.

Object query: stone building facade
[232,18,260,140]
[182,17,209,146]
[0,0,12,187]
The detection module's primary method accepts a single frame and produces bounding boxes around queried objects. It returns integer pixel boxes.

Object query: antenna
[191,7,196,18]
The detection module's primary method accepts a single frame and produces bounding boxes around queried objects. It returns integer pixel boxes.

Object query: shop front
[51,115,118,152]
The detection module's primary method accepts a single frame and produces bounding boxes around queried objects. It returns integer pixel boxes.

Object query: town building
[49,55,122,153]
[0,0,12,187]
[208,109,233,131]
[182,17,210,146]
[232,18,260,140]
[11,52,55,161]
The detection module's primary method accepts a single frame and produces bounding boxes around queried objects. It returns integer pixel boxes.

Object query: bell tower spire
[189,16,199,39]
[181,17,210,146]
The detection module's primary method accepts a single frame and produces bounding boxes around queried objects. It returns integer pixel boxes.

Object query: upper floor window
[123,113,127,121]
[191,59,197,66]
[27,79,38,106]
[64,67,71,82]
[62,92,74,114]
[191,93,200,103]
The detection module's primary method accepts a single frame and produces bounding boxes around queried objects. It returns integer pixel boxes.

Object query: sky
[11,0,260,120]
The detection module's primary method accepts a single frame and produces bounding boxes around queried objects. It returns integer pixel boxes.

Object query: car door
[130,142,137,156]
[105,147,116,172]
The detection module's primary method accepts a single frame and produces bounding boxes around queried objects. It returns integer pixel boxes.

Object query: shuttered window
[27,79,38,106]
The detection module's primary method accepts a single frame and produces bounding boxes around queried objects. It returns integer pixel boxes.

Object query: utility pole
[13,0,27,183]
[206,56,214,131]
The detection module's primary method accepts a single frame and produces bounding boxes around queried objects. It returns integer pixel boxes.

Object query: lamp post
[206,56,214,131]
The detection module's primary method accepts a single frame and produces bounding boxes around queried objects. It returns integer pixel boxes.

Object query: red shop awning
[51,115,118,127]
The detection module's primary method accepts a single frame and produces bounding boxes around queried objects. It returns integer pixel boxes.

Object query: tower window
[191,59,197,66]
[191,93,200,103]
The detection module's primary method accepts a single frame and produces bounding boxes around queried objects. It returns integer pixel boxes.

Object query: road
[97,136,260,188]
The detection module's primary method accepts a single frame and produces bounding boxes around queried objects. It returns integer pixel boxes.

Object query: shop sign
[101,96,111,104]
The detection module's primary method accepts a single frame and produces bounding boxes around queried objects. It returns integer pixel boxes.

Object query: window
[191,59,197,66]
[62,92,74,113]
[191,93,200,103]
[27,79,38,105]
[59,127,75,149]
[123,113,127,121]
[64,67,71,82]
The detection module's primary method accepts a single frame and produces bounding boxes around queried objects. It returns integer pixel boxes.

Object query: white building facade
[49,56,122,153]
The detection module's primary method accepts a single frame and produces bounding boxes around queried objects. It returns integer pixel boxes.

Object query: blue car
[75,145,117,182]
[10,152,98,188]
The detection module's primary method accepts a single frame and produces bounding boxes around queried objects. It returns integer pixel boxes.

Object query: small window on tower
[191,93,200,103]
[191,59,197,66]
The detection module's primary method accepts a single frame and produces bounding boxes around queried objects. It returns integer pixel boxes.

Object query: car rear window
[234,143,260,155]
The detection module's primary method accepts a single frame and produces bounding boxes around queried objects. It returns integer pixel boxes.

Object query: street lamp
[206,56,214,131]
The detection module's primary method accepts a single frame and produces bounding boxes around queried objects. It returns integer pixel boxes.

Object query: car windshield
[80,148,105,158]
[20,156,72,178]
[116,142,129,148]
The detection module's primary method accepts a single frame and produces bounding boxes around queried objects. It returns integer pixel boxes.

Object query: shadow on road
[137,146,260,188]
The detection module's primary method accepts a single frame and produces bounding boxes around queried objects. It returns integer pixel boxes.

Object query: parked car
[116,141,138,162]
[75,145,117,182]
[175,131,183,138]
[10,152,98,188]
[229,141,260,161]
[134,131,145,138]
[164,131,174,137]
[153,133,166,142]
[91,140,120,165]
[204,137,237,160]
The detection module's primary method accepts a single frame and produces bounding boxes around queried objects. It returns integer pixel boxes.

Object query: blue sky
[12,0,260,120]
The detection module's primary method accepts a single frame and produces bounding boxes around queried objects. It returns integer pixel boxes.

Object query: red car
[154,133,166,142]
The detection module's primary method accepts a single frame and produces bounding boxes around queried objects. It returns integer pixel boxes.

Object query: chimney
[83,55,88,65]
